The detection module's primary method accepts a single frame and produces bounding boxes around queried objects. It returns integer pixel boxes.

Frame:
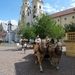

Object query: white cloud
[43,0,75,14]
[0,20,7,23]
[10,20,18,25]
[70,3,75,7]
[55,5,58,8]
[43,3,58,13]
[69,0,75,7]
[71,0,75,2]
[0,20,18,25]
[52,0,60,7]
[60,7,65,11]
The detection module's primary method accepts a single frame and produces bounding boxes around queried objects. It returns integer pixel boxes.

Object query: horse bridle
[54,45,62,55]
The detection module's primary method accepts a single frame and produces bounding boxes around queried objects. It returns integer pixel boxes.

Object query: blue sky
[0,0,75,25]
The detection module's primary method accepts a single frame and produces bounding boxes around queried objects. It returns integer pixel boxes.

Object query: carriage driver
[45,36,51,51]
[45,36,50,46]
[35,35,41,45]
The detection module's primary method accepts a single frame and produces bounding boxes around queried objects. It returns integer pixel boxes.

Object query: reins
[38,45,45,54]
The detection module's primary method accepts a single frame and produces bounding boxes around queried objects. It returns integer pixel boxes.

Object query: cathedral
[20,0,43,26]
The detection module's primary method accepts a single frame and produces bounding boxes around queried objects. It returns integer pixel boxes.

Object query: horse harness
[34,45,45,54]
[47,44,62,56]
[54,46,62,55]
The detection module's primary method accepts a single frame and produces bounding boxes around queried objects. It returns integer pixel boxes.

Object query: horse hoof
[40,70,43,73]
[39,66,43,72]
[56,66,59,70]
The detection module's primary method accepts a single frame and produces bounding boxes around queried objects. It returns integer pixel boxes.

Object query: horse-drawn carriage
[33,40,62,72]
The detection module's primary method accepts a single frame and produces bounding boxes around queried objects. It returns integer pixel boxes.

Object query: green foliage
[18,19,26,38]
[64,22,75,32]
[18,19,36,39]
[33,14,56,39]
[18,14,65,39]
[50,25,65,39]
[23,27,36,39]
[20,19,26,27]
[33,14,65,39]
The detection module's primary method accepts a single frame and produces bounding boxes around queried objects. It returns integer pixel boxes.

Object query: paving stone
[0,46,75,75]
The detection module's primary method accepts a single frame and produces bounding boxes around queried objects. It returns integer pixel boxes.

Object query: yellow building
[50,7,75,27]
[50,7,75,44]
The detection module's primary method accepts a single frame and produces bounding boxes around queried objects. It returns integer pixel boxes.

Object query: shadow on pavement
[14,52,75,75]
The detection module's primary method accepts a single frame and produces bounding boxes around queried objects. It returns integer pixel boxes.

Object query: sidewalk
[0,44,66,51]
[0,45,75,75]
[0,46,21,51]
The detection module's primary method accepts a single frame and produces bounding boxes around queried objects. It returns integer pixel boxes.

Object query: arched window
[64,24,67,28]
[22,14,24,18]
[39,5,41,9]
[27,22,30,26]
[28,12,29,16]
[58,19,60,22]
[22,11,24,13]
[72,16,74,19]
[34,5,36,8]
[64,18,67,20]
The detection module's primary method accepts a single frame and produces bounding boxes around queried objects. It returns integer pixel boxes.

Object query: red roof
[50,7,75,18]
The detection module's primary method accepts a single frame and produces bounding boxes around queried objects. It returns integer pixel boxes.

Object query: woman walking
[23,42,27,54]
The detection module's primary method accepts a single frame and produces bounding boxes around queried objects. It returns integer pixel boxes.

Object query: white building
[20,0,43,26]
[0,22,18,42]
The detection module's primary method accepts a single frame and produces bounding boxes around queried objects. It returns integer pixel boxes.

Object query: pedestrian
[23,42,27,54]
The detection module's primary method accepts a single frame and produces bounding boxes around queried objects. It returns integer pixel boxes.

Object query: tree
[18,19,36,39]
[33,14,65,39]
[18,14,65,40]
[50,24,65,39]
[33,14,56,39]
[23,27,36,39]
[18,19,27,38]
[64,22,75,32]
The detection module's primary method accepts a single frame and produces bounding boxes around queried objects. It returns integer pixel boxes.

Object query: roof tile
[50,7,75,18]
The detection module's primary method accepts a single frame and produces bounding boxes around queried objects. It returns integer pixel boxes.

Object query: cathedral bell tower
[20,0,32,26]
[32,0,43,19]
[20,0,30,20]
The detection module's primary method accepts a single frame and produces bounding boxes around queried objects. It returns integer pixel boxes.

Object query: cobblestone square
[0,46,75,75]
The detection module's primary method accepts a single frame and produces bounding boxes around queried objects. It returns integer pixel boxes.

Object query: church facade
[0,22,18,43]
[19,0,43,26]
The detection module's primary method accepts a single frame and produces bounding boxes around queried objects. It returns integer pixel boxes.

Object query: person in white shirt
[35,35,41,45]
[23,42,27,54]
